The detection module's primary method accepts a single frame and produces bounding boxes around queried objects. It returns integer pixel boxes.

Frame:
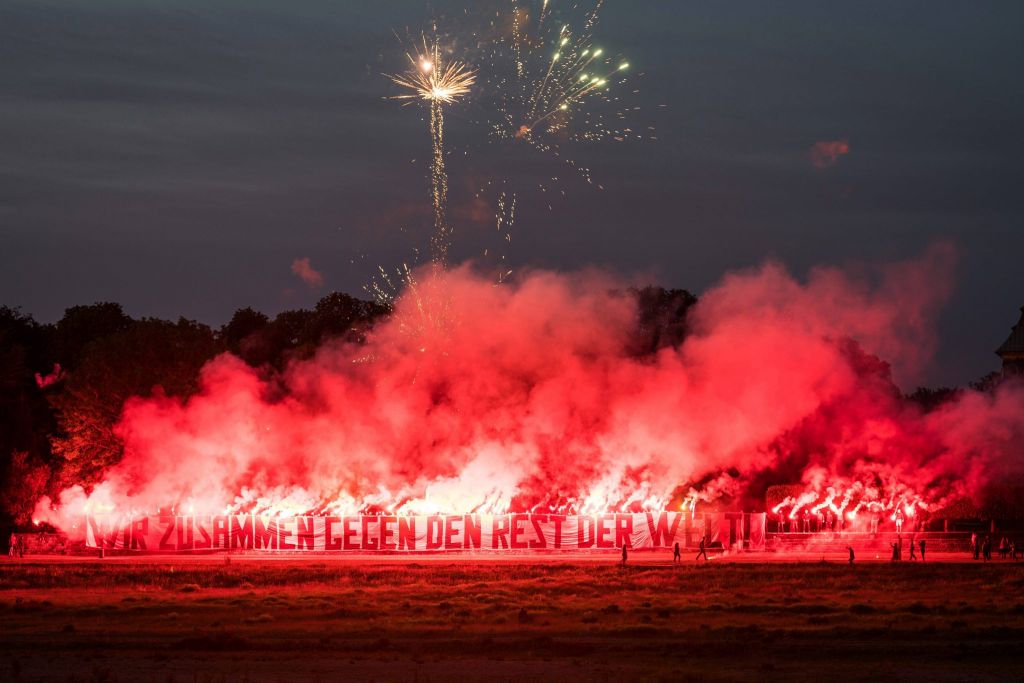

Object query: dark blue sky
[2,1,1022,387]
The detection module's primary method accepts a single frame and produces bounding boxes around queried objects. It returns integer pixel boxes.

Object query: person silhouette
[620,541,628,567]
[919,539,926,563]
[672,542,681,564]
[847,546,855,565]
[696,535,708,561]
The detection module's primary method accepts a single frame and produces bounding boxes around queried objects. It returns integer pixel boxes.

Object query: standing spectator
[919,539,926,563]
[696,535,708,561]
[908,538,917,561]
[672,542,681,564]
[982,536,992,562]
[7,534,17,559]
[999,537,1009,559]
[620,541,628,567]
[891,542,900,562]
[972,533,980,560]
[847,546,855,565]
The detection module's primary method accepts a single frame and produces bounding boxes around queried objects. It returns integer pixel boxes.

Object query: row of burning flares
[771,487,929,529]
[61,478,932,531]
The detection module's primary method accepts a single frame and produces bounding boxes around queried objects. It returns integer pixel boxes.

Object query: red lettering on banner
[645,512,680,547]
[596,514,614,548]
[130,517,149,550]
[361,517,379,550]
[176,516,195,550]
[159,516,176,551]
[195,516,212,549]
[231,515,254,550]
[464,515,481,549]
[578,516,595,548]
[398,517,416,550]
[297,517,316,550]
[324,516,341,551]
[109,523,123,549]
[444,516,462,549]
[278,517,295,550]
[342,517,359,550]
[106,523,123,549]
[426,516,443,550]
[550,515,565,548]
[380,516,397,550]
[89,512,687,553]
[87,517,104,548]
[212,516,229,548]
[254,516,276,549]
[510,513,528,549]
[530,515,547,549]
[615,514,633,549]
[492,516,510,549]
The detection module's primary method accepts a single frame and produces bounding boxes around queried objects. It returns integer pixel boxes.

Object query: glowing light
[388,37,476,267]
[389,42,475,105]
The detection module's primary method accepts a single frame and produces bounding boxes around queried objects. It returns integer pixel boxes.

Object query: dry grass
[1,560,1023,681]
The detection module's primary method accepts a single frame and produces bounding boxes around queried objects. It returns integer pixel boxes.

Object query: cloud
[810,140,850,169]
[290,257,324,290]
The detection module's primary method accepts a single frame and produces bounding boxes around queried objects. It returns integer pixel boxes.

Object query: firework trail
[388,35,476,268]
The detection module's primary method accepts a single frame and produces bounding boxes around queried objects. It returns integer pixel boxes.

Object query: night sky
[2,1,1022,387]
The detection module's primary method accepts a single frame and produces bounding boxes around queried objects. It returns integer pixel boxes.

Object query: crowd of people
[970,533,1021,561]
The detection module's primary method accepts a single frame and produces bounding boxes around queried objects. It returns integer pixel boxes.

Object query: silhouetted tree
[49,317,219,490]
[220,307,271,367]
[0,307,58,527]
[54,303,132,369]
[906,386,961,412]
[630,286,698,356]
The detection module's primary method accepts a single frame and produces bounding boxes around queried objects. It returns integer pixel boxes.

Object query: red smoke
[291,257,325,289]
[810,140,850,169]
[34,243,1024,532]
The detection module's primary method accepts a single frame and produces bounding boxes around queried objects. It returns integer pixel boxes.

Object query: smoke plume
[35,242,1024,532]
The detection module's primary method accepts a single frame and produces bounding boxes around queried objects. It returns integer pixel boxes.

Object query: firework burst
[484,0,639,183]
[388,37,476,268]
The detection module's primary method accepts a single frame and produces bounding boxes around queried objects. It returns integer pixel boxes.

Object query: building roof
[996,306,1024,356]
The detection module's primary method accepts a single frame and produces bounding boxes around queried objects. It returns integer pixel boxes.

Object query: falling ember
[387,36,476,268]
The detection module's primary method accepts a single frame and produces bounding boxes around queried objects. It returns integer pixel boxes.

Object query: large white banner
[85,512,690,552]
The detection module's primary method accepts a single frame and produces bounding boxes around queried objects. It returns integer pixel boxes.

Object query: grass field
[2,555,1023,682]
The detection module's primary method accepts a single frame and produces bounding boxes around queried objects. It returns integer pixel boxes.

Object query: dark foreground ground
[2,554,1023,682]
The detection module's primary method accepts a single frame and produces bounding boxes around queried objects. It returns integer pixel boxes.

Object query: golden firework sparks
[388,39,477,105]
[387,38,476,269]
